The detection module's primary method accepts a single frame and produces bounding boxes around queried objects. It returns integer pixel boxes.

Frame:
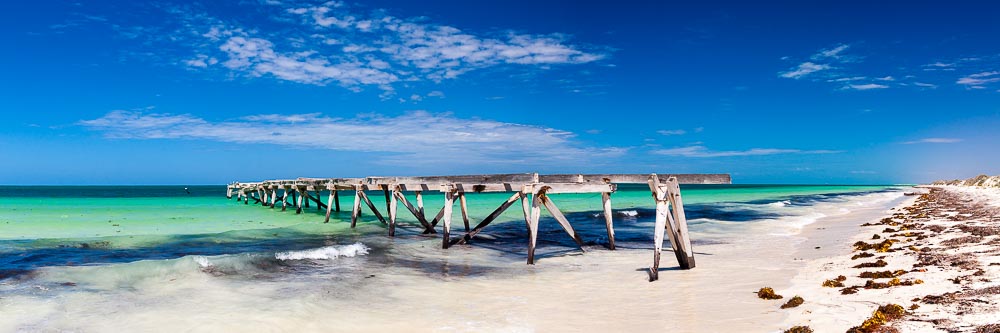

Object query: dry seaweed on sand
[940,235,984,246]
[757,287,783,300]
[823,276,846,287]
[841,286,860,295]
[852,252,875,260]
[853,259,889,268]
[915,252,978,270]
[975,324,1000,333]
[846,304,906,333]
[859,270,907,279]
[854,240,897,253]
[783,326,814,333]
[781,296,805,309]
[863,278,923,289]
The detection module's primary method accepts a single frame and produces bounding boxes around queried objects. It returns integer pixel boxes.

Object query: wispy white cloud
[657,129,686,136]
[780,62,830,79]
[811,44,850,60]
[901,138,962,144]
[843,83,889,90]
[79,110,624,165]
[922,62,955,71]
[652,145,841,158]
[913,82,938,88]
[151,2,607,91]
[827,76,866,82]
[956,71,1000,88]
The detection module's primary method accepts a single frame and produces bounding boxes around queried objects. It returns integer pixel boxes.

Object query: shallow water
[0,184,904,332]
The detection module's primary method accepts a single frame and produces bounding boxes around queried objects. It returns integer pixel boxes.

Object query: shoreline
[778,185,1000,332]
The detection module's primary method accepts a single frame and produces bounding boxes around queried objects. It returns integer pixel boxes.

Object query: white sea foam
[767,200,792,208]
[618,210,639,217]
[274,242,370,260]
[193,256,212,268]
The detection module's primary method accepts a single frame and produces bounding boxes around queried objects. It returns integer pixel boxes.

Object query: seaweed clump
[852,252,875,260]
[853,260,889,268]
[859,270,907,279]
[975,324,1000,333]
[846,304,906,333]
[854,240,897,253]
[781,296,805,309]
[863,278,923,289]
[783,326,814,333]
[757,287,783,300]
[823,275,847,288]
[840,286,860,295]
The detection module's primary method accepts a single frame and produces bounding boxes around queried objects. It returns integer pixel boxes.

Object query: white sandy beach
[779,185,1000,332]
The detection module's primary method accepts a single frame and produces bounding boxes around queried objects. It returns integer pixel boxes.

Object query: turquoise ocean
[0,184,906,331]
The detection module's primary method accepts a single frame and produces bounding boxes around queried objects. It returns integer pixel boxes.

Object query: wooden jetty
[226,173,731,281]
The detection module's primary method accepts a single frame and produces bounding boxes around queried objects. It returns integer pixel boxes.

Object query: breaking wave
[274,242,370,260]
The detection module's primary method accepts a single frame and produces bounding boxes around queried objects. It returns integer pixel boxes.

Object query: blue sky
[1,1,998,185]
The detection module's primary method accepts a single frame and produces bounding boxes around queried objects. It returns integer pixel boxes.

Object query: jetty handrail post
[647,174,695,281]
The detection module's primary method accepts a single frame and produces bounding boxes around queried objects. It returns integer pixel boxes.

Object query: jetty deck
[226,173,731,281]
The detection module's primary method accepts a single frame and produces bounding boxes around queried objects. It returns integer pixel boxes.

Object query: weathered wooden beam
[526,190,542,265]
[388,187,398,237]
[281,188,289,212]
[351,188,362,228]
[601,192,616,250]
[442,191,455,249]
[333,190,341,212]
[423,205,446,234]
[358,190,387,225]
[393,190,434,233]
[324,189,335,223]
[538,193,585,249]
[458,193,470,232]
[454,192,521,245]
[295,189,304,214]
[647,174,695,281]
[665,176,695,268]
[539,173,731,185]
[269,188,278,208]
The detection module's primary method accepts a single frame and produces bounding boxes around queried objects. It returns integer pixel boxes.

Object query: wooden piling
[351,187,362,228]
[526,189,541,264]
[333,190,341,212]
[295,188,304,214]
[601,192,616,250]
[324,189,335,223]
[442,190,455,249]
